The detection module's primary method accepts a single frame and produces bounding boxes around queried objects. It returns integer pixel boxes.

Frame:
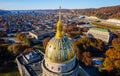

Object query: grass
[91,21,120,32]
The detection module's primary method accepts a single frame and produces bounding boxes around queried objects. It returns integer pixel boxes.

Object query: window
[45,74,47,76]
[51,66,54,69]
[58,67,60,71]
[71,64,74,68]
[47,64,48,67]
[66,67,67,70]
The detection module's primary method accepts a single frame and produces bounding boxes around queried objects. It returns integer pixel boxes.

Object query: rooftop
[90,27,109,32]
[30,30,49,36]
[23,51,43,64]
[16,50,44,76]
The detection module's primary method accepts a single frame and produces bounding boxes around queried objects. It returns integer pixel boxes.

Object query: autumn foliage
[82,52,92,66]
[75,5,120,19]
[43,37,51,49]
[74,36,105,54]
[112,38,120,51]
[8,44,30,56]
[73,36,105,66]
[103,47,120,76]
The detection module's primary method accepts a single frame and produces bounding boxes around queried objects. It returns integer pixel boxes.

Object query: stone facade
[41,57,78,76]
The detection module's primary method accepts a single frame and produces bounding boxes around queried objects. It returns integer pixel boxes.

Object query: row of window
[46,63,74,72]
[44,71,78,76]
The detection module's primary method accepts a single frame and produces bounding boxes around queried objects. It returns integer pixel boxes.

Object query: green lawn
[91,21,120,32]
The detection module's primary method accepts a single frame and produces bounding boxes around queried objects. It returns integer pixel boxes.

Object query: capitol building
[16,7,89,76]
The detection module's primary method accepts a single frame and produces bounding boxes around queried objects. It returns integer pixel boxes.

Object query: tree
[105,48,120,60]
[112,38,120,51]
[103,57,115,71]
[83,27,88,32]
[103,48,120,75]
[83,51,91,57]
[82,51,92,66]
[0,31,7,37]
[23,37,33,45]
[43,37,51,49]
[74,46,82,60]
[8,44,22,56]
[117,33,120,39]
[23,48,33,53]
[16,32,25,41]
[77,27,82,32]
[34,45,44,53]
[114,60,120,69]
[8,44,30,56]
[74,36,105,54]
[0,44,11,62]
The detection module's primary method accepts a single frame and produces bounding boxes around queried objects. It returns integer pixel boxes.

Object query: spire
[55,6,64,39]
[59,6,61,20]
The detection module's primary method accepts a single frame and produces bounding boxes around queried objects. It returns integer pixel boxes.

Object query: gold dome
[45,7,75,63]
[45,35,75,63]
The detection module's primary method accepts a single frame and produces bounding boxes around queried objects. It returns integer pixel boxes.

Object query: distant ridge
[75,5,120,19]
[0,5,120,19]
[0,10,11,15]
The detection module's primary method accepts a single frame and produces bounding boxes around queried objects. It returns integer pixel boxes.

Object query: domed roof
[45,7,75,63]
[45,35,75,63]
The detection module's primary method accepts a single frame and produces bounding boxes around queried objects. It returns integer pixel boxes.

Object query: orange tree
[103,48,120,75]
[42,37,51,49]
[112,38,120,51]
[16,32,25,41]
[74,36,105,54]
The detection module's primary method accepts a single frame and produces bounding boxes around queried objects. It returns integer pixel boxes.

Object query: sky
[0,0,120,10]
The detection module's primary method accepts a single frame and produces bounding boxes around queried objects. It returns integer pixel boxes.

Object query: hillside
[0,10,11,15]
[0,5,120,19]
[76,5,120,19]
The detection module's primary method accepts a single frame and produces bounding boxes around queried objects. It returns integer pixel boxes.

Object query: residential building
[29,30,49,40]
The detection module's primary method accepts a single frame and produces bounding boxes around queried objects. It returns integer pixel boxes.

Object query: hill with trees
[74,5,120,19]
[0,10,11,15]
[0,5,119,19]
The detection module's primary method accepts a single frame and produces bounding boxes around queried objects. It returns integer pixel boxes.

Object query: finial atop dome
[55,6,64,39]
[59,6,61,20]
